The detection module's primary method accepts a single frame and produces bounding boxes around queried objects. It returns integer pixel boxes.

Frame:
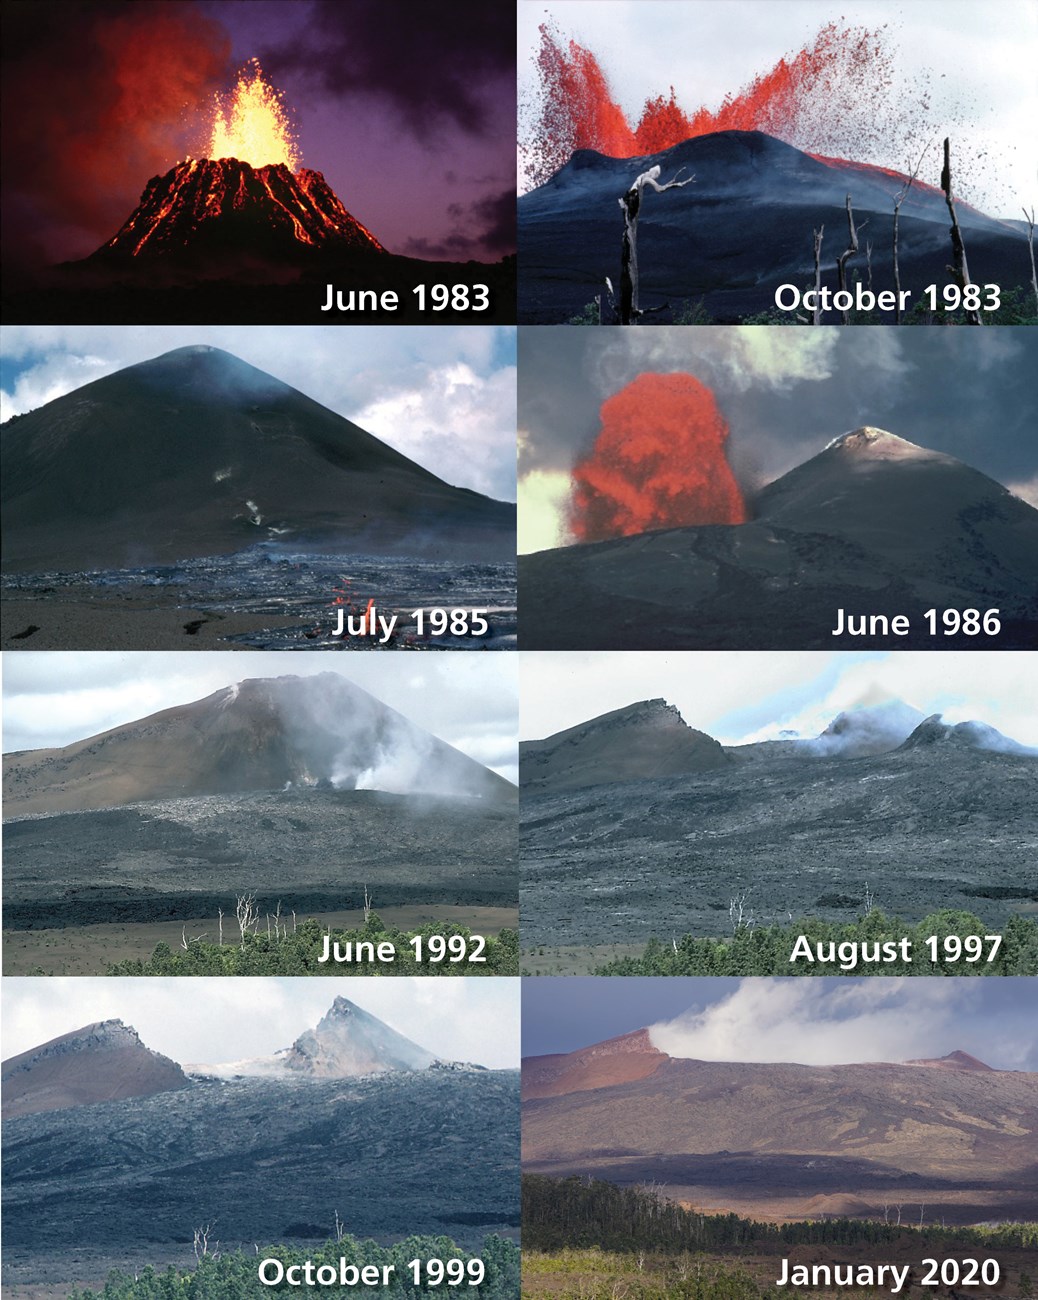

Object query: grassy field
[5,905,517,975]
[523,1247,1038,1298]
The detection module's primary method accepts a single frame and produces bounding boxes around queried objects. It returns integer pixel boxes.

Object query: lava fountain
[206,58,301,171]
[523,19,939,191]
[569,372,746,543]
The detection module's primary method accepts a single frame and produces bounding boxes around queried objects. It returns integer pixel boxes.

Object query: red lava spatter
[569,372,746,544]
[524,18,951,194]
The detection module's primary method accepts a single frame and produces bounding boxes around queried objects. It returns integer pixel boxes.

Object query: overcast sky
[518,0,1037,214]
[1,652,518,784]
[2,977,520,1070]
[0,326,516,504]
[522,977,1038,1071]
[520,650,1038,749]
[518,327,1038,552]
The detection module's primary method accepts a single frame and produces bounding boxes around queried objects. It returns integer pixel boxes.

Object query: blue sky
[0,326,517,503]
[519,650,1038,748]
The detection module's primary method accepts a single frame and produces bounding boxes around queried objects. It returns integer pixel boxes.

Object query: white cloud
[0,326,515,499]
[649,978,986,1066]
[1,977,520,1070]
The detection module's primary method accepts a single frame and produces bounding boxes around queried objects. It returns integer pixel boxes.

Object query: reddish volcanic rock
[905,1050,996,1072]
[522,1027,667,1100]
[95,157,384,260]
[2,1020,190,1119]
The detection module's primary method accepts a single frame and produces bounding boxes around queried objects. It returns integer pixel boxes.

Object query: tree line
[104,914,519,976]
[588,910,1038,977]
[65,1231,519,1299]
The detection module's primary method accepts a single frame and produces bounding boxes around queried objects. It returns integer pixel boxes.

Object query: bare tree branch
[618,166,694,324]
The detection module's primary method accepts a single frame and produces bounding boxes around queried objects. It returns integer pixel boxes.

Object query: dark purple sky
[1,0,515,265]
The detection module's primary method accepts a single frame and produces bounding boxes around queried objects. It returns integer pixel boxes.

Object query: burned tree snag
[618,165,693,324]
[1024,206,1037,317]
[812,226,824,325]
[941,137,981,324]
[892,142,929,325]
[836,195,859,325]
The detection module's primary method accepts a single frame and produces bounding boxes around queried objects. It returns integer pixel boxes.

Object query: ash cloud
[258,0,514,139]
[402,190,516,261]
[1,1,231,265]
[518,328,1038,499]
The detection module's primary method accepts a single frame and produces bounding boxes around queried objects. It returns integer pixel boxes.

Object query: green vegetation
[523,1175,1038,1254]
[67,1232,519,1299]
[523,1249,806,1299]
[591,909,1038,977]
[105,914,519,976]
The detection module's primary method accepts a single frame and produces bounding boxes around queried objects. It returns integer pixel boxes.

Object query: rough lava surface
[519,427,1038,649]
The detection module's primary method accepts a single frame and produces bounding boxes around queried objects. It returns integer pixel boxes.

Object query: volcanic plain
[3,673,518,973]
[519,695,1038,966]
[1,345,516,651]
[2,997,520,1291]
[519,428,1038,650]
[522,1033,1038,1226]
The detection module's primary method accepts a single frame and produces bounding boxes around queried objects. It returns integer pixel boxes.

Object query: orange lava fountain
[570,372,746,543]
[208,58,300,170]
[524,19,928,191]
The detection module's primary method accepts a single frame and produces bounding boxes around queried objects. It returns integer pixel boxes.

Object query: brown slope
[905,1050,997,1072]
[522,1029,667,1101]
[521,698,731,793]
[2,1020,189,1119]
[2,672,517,815]
[522,1053,1038,1188]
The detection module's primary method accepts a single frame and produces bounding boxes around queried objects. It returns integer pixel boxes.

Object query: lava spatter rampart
[569,372,746,544]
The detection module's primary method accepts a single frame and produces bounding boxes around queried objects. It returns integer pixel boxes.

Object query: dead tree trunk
[1024,206,1037,316]
[941,137,981,324]
[812,226,824,324]
[892,142,929,324]
[836,195,859,325]
[619,165,693,324]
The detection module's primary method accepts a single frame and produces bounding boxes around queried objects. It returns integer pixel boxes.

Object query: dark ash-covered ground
[1,1069,519,1287]
[5,787,516,931]
[520,745,1038,951]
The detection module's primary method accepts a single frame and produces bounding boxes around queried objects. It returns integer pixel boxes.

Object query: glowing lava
[569,372,746,544]
[524,20,932,191]
[208,58,301,171]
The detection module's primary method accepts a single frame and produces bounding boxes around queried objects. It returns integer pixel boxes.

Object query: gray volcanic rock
[519,427,1038,649]
[521,698,731,793]
[1,345,514,571]
[2,1020,189,1119]
[2,672,516,814]
[280,996,437,1077]
[898,714,1035,755]
[2,1068,519,1285]
[518,130,1029,323]
[520,701,1038,949]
